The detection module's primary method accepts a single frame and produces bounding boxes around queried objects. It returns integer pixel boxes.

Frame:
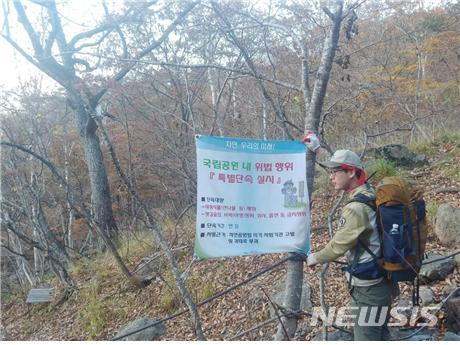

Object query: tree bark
[63,131,75,250]
[8,230,35,286]
[72,100,119,240]
[275,0,344,340]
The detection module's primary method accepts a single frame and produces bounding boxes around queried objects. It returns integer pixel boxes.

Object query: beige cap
[319,149,363,170]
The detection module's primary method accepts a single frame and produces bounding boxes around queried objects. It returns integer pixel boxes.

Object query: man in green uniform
[302,136,397,340]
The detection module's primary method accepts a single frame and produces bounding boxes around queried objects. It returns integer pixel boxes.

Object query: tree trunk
[301,40,311,106]
[31,173,41,279]
[31,172,69,262]
[33,223,41,278]
[275,0,344,340]
[262,98,267,140]
[63,131,74,249]
[71,100,118,241]
[11,231,35,286]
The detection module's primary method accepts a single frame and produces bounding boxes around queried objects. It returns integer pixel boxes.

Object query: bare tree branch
[67,1,158,49]
[1,141,137,285]
[211,1,294,140]
[91,115,206,340]
[91,1,200,107]
[1,244,32,260]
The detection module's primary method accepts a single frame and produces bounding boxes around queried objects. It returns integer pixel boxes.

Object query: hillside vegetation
[3,132,459,340]
[1,0,459,340]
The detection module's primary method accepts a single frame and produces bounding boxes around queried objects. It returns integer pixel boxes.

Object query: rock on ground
[443,332,460,341]
[312,329,353,341]
[368,144,428,168]
[115,318,166,341]
[442,284,459,298]
[454,251,460,267]
[419,286,435,306]
[133,254,164,282]
[446,296,460,333]
[435,203,460,248]
[390,327,438,341]
[419,253,455,283]
[271,280,312,318]
[394,298,414,322]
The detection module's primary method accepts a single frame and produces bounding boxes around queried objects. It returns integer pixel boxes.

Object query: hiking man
[302,131,398,341]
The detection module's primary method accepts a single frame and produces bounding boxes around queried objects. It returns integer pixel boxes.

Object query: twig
[227,315,280,340]
[228,306,354,341]
[260,287,290,340]
[172,202,196,246]
[327,191,345,238]
[211,1,294,140]
[365,126,412,138]
[433,187,460,194]
[112,254,296,340]
[410,171,428,177]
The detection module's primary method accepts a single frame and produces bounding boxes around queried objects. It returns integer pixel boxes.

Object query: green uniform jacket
[314,184,383,287]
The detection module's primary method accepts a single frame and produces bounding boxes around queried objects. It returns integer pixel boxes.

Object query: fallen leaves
[2,151,460,340]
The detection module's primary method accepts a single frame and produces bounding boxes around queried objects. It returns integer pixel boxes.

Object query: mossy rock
[368,144,428,168]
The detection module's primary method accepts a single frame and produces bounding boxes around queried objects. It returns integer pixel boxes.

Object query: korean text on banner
[194,135,310,259]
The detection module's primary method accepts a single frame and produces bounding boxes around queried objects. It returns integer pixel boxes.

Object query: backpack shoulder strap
[348,193,377,211]
[358,238,379,261]
[348,189,380,261]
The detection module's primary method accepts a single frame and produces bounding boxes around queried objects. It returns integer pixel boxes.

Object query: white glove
[301,130,321,152]
[307,253,319,267]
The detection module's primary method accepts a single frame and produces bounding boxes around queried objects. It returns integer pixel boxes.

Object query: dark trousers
[350,279,398,341]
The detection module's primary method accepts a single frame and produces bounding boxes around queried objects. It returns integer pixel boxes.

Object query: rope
[394,325,429,341]
[111,253,298,340]
[393,287,460,341]
[227,307,353,340]
[331,249,459,270]
[422,251,460,265]
[260,286,290,340]
[111,249,459,340]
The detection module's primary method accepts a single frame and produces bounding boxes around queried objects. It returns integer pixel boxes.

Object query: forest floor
[2,135,460,340]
